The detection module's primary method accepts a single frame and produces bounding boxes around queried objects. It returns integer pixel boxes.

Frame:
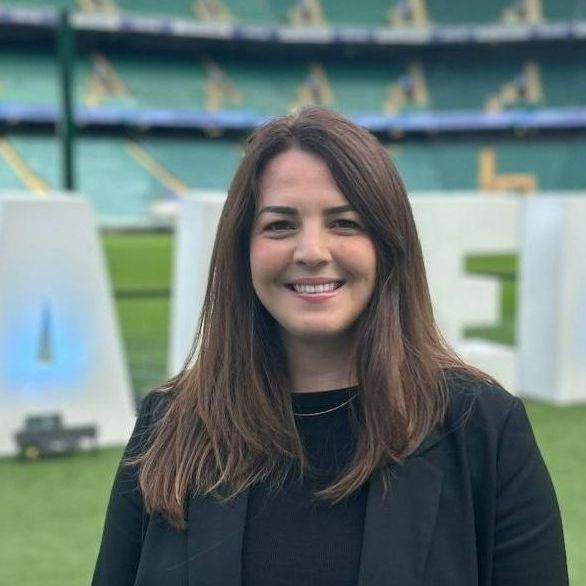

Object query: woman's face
[249,148,376,346]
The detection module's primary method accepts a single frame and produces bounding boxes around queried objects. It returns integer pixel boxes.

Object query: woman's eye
[265,220,294,232]
[332,218,361,230]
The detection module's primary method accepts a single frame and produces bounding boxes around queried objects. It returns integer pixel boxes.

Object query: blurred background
[0,0,585,583]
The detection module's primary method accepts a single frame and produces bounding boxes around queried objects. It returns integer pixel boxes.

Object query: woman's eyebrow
[324,205,354,215]
[255,204,354,219]
[256,206,297,218]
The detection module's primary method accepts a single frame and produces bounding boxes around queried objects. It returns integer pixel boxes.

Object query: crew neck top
[242,387,367,586]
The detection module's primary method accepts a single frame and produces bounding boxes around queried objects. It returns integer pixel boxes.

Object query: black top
[242,387,368,586]
[92,375,568,586]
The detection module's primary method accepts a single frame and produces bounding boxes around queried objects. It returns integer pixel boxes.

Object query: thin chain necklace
[292,393,357,417]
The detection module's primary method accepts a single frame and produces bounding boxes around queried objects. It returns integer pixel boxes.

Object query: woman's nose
[293,227,332,266]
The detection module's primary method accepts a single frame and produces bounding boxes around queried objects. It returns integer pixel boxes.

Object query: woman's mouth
[286,281,344,294]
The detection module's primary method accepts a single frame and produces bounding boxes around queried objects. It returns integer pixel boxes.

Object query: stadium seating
[0,48,586,115]
[75,53,203,110]
[135,138,241,191]
[426,0,514,25]
[2,134,585,225]
[318,0,388,26]
[5,50,583,115]
[224,0,290,25]
[0,135,241,222]
[2,0,586,227]
[0,51,57,106]
[0,136,58,193]
[2,0,586,22]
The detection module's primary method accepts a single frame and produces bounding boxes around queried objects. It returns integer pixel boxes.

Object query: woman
[93,107,568,585]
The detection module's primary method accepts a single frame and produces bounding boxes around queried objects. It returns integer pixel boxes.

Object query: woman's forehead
[257,149,347,207]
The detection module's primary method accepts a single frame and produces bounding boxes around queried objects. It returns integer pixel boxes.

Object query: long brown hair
[136,107,482,529]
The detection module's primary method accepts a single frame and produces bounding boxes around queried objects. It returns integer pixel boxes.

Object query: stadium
[0,0,585,583]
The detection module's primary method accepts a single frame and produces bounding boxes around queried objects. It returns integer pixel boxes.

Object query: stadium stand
[194,0,232,22]
[2,0,586,228]
[77,138,173,224]
[406,0,509,24]
[83,53,134,108]
[5,48,584,116]
[388,0,429,28]
[384,62,429,114]
[0,138,46,191]
[500,0,543,24]
[389,137,586,192]
[319,0,388,26]
[2,0,586,23]
[77,0,119,14]
[478,146,537,193]
[0,133,241,223]
[0,51,57,107]
[484,61,543,113]
[0,136,56,193]
[288,0,326,27]
[134,138,241,191]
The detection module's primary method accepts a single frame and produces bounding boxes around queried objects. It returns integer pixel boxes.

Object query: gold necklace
[292,393,357,417]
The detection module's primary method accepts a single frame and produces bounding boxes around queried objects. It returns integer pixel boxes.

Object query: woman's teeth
[292,282,340,294]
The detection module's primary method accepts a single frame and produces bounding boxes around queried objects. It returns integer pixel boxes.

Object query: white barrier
[411,195,520,391]
[518,197,586,403]
[170,193,586,404]
[0,196,135,455]
[168,194,224,375]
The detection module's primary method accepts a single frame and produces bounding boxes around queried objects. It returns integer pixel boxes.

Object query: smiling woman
[93,107,568,586]
[250,149,377,371]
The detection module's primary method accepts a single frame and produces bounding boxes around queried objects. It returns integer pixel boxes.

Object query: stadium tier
[0,136,243,224]
[220,0,290,24]
[1,0,585,228]
[76,138,242,224]
[2,135,585,226]
[424,0,510,25]
[138,138,242,190]
[0,136,58,194]
[0,51,57,107]
[3,49,586,114]
[2,0,586,22]
[76,54,204,110]
[390,138,586,191]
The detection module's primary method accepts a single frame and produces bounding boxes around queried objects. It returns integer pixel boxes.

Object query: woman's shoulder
[137,387,175,421]
[441,369,521,439]
[126,387,176,455]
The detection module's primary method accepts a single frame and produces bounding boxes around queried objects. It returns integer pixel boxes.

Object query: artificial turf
[1,234,583,585]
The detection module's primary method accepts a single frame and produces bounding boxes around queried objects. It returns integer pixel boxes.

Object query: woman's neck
[283,334,356,393]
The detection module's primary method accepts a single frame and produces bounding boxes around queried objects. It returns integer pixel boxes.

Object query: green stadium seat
[116,0,191,18]
[77,138,164,223]
[74,54,204,110]
[543,0,586,21]
[9,136,60,188]
[426,56,519,111]
[539,51,586,107]
[0,0,73,9]
[319,0,388,25]
[328,63,395,113]
[0,136,58,193]
[0,51,58,106]
[224,0,290,24]
[427,0,509,24]
[138,138,241,191]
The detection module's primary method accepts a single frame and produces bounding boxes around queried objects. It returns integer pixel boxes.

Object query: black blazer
[92,379,568,586]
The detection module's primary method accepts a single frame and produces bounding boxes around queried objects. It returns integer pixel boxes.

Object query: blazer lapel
[358,436,444,586]
[187,489,249,586]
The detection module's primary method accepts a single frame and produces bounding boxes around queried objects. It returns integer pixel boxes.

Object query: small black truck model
[14,414,98,460]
